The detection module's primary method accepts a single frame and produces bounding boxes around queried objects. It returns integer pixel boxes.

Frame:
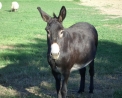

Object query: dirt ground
[80,0,122,17]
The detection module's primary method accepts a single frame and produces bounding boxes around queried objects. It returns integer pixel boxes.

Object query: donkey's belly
[71,60,92,72]
[53,60,92,73]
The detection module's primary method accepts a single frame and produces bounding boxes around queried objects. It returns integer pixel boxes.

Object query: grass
[114,89,122,98]
[0,0,122,98]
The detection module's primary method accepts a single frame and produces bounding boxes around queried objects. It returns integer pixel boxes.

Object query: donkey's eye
[47,30,50,33]
[46,29,50,37]
[59,30,64,38]
[46,29,50,34]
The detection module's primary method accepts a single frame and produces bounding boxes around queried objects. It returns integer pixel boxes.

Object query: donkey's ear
[58,6,66,22]
[37,7,51,22]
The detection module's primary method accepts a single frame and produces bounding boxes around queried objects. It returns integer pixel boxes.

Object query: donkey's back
[64,22,98,71]
[69,22,97,38]
[70,22,98,49]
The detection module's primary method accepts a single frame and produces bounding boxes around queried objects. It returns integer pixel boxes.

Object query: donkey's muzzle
[50,52,60,60]
[51,43,60,60]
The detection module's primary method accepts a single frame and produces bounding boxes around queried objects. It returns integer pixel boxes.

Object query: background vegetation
[0,0,122,98]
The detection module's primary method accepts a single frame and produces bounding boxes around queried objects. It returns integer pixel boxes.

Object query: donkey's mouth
[50,43,60,60]
[50,52,60,60]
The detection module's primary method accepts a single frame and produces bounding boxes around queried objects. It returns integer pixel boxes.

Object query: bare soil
[80,0,122,18]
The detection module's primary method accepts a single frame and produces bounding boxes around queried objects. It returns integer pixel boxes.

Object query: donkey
[37,6,98,98]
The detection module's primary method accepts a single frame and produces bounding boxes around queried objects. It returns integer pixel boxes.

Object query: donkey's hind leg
[89,60,94,93]
[78,67,86,93]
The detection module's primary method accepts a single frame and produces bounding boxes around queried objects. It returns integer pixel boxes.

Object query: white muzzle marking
[51,43,60,59]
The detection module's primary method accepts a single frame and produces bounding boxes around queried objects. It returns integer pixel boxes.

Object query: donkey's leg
[89,60,94,93]
[52,70,62,98]
[61,71,70,98]
[78,67,86,93]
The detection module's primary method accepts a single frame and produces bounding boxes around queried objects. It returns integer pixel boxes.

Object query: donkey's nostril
[50,52,60,60]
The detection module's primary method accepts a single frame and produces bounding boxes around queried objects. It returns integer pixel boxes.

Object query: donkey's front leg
[61,71,70,98]
[52,70,62,98]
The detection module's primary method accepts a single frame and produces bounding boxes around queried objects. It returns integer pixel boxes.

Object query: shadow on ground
[0,38,122,98]
[0,38,53,97]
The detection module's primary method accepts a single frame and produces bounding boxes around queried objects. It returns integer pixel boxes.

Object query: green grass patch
[73,0,80,2]
[0,0,122,98]
[114,90,122,98]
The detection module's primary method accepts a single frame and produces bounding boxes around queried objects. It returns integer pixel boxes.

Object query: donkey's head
[37,6,66,60]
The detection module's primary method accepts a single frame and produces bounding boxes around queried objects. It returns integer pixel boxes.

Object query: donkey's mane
[53,13,57,18]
